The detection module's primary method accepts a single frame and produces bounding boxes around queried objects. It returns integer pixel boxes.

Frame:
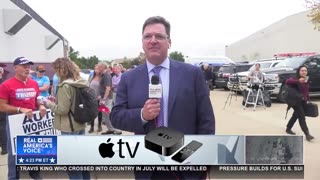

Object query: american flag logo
[42,138,52,143]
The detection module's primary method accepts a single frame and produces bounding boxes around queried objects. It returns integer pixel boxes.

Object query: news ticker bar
[16,165,304,179]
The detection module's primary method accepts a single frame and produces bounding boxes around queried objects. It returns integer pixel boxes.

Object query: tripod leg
[235,89,238,101]
[223,93,231,109]
[244,90,250,110]
[254,90,260,111]
[229,83,236,106]
[261,90,266,109]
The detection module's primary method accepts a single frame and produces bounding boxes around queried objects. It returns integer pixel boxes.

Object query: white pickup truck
[227,59,283,92]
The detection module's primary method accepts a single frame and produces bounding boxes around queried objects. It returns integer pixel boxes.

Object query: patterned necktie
[152,66,164,127]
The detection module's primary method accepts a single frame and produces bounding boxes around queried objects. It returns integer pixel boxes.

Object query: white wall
[46,40,64,62]
[0,0,18,9]
[225,10,320,61]
[0,0,64,63]
[0,9,9,61]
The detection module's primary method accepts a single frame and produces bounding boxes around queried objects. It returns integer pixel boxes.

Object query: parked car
[80,69,93,80]
[80,72,90,80]
[262,55,320,102]
[215,63,252,90]
[227,58,284,91]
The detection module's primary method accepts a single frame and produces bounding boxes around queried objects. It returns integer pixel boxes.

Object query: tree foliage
[120,55,145,69]
[68,46,79,61]
[305,0,320,30]
[68,46,99,69]
[68,47,146,70]
[169,51,185,62]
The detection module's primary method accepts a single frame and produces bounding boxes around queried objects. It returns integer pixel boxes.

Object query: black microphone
[151,75,160,85]
[149,75,162,98]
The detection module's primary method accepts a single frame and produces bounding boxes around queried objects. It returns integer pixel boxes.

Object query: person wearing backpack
[45,57,91,179]
[285,66,314,141]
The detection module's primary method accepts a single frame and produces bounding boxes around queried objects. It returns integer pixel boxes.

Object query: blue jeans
[6,117,41,180]
[60,130,90,180]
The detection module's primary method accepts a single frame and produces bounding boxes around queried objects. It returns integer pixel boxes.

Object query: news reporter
[110,16,215,179]
[285,66,314,141]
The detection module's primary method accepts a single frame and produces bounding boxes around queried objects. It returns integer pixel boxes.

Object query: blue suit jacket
[110,59,215,135]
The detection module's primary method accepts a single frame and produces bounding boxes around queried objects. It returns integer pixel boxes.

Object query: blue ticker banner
[16,136,57,165]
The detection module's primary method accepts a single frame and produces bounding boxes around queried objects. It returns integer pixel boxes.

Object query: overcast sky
[25,0,307,60]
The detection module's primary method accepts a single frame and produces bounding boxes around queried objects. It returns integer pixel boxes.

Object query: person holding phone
[285,66,314,141]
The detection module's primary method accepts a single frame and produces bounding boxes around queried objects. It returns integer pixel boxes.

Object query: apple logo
[99,138,115,158]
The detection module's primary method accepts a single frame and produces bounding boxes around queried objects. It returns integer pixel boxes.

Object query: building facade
[225,10,320,61]
[0,0,68,78]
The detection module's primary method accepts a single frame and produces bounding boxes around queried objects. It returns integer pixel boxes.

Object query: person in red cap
[0,57,46,180]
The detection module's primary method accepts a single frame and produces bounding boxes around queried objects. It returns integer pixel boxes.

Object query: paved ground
[1,89,319,179]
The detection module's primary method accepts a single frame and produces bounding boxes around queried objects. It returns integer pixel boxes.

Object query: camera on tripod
[229,67,240,91]
[223,67,240,109]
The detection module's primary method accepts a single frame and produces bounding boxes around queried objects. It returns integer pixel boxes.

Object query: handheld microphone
[149,75,162,99]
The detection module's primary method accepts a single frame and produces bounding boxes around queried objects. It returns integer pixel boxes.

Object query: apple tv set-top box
[144,127,184,156]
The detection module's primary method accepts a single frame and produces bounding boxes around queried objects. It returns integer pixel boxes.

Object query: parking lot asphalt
[1,89,319,180]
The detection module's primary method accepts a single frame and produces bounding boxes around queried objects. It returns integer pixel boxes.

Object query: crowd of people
[0,58,127,179]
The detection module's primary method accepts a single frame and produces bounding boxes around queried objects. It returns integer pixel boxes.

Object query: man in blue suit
[110,16,215,179]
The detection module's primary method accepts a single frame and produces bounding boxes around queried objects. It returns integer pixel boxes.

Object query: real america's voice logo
[99,138,140,158]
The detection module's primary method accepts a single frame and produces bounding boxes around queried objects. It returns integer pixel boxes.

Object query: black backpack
[68,86,98,131]
[283,84,303,119]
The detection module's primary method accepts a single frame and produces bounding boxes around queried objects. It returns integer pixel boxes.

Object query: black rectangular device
[171,140,202,163]
[145,127,184,156]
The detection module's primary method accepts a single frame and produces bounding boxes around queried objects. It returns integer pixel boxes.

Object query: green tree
[85,55,99,69]
[131,58,141,66]
[68,46,79,61]
[305,0,320,30]
[121,60,131,69]
[68,46,83,68]
[169,51,185,62]
[68,46,100,69]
